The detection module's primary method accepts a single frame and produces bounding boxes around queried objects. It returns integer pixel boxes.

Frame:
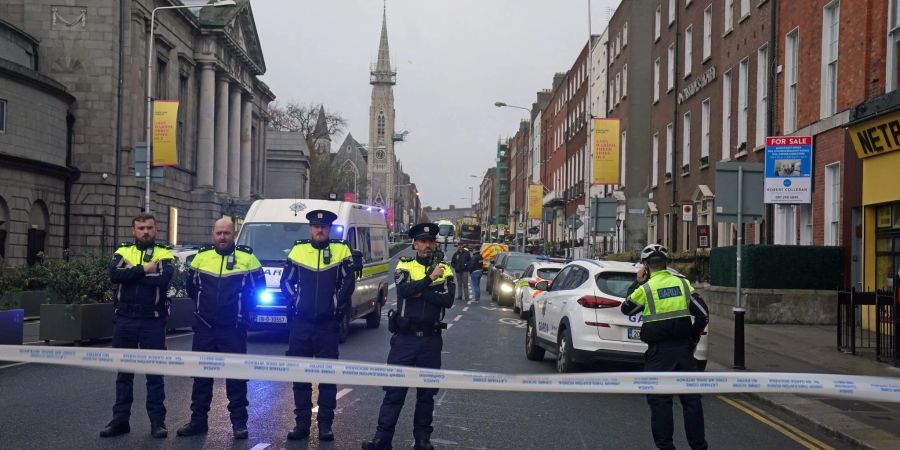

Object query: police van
[235,199,391,342]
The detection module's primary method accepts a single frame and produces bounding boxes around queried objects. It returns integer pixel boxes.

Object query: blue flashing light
[367,207,373,212]
[336,225,344,233]
[258,291,274,304]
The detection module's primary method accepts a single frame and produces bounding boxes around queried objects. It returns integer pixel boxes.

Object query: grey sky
[253,0,621,208]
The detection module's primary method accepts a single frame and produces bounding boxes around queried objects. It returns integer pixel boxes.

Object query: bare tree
[268,101,348,144]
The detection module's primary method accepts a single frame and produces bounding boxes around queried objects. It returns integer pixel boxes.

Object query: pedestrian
[100,213,175,439]
[281,209,355,442]
[469,249,483,302]
[176,218,265,440]
[620,244,710,450]
[451,246,471,301]
[362,223,455,450]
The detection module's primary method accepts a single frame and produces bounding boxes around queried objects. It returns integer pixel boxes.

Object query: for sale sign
[764,136,812,204]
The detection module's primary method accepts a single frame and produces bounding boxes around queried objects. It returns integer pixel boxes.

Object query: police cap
[408,223,439,240]
[306,209,338,226]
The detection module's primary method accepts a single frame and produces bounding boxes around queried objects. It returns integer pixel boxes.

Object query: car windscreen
[438,224,453,235]
[536,268,561,280]
[506,255,537,272]
[595,272,637,298]
[237,223,311,263]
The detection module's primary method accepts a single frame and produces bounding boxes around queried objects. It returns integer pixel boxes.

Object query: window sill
[754,145,765,152]
[667,86,674,93]
[723,29,733,38]
[655,35,661,43]
[653,98,660,105]
[735,150,748,159]
[740,13,751,24]
[703,55,712,64]
[684,72,692,80]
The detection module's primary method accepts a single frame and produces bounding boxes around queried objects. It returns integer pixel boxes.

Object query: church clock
[375,149,386,160]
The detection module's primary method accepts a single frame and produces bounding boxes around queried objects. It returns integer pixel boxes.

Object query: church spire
[314,104,329,140]
[370,3,396,85]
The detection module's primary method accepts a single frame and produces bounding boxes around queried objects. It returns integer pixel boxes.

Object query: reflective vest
[396,258,454,286]
[188,245,264,327]
[110,243,175,317]
[281,239,355,323]
[394,257,454,324]
[628,270,692,323]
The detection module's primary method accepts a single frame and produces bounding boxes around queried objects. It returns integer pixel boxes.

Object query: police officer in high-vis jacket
[176,218,265,440]
[101,213,175,439]
[620,244,710,450]
[281,209,356,442]
[363,223,455,450]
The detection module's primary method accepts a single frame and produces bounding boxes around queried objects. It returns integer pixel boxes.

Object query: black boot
[150,423,168,439]
[233,426,249,440]
[99,422,130,438]
[287,426,310,441]
[318,424,334,441]
[414,437,435,450]
[176,421,208,437]
[361,436,391,450]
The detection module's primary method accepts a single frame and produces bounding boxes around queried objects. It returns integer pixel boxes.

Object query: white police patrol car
[524,259,709,373]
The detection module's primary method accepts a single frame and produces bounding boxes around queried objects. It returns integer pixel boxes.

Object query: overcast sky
[253,0,621,208]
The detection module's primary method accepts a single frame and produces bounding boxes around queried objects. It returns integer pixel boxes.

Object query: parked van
[236,199,391,342]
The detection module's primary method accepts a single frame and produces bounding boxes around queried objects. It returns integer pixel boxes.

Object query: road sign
[682,204,694,222]
[133,142,165,182]
[591,197,618,233]
[566,215,583,230]
[714,162,764,223]
[764,136,812,204]
[697,225,711,248]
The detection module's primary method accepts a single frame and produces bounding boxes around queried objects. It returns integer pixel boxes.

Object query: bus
[436,219,456,245]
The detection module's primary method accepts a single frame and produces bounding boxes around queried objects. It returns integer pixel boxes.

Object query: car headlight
[500,283,514,293]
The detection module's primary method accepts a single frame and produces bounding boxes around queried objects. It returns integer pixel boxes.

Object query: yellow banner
[528,184,543,219]
[592,118,620,185]
[849,109,900,159]
[152,100,179,166]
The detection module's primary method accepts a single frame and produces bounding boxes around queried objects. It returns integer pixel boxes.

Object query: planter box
[167,297,194,331]
[0,309,24,345]
[39,303,114,343]
[1,290,50,319]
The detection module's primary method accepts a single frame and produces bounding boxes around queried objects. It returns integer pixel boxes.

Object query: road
[0,245,849,449]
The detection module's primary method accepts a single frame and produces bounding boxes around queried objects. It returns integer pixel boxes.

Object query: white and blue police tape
[2,345,900,403]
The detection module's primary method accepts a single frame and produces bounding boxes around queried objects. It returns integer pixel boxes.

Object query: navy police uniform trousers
[375,333,443,443]
[288,320,340,429]
[645,338,708,450]
[188,324,249,428]
[111,315,167,425]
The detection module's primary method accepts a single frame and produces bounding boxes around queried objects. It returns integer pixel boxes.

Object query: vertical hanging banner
[592,118,620,185]
[152,100,179,167]
[528,184,543,219]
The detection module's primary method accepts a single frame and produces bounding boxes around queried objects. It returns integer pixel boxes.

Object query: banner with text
[528,184,543,219]
[592,119,620,185]
[152,100,179,167]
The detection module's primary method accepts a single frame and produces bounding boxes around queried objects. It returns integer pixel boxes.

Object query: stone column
[228,86,242,197]
[196,63,215,188]
[214,75,230,194]
[240,98,253,199]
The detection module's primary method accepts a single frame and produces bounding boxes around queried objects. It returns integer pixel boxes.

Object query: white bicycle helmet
[640,244,669,262]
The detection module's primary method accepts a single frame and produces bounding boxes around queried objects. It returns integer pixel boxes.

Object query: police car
[524,259,709,373]
[235,199,392,342]
[513,259,565,319]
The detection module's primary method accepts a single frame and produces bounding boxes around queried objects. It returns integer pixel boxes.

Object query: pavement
[704,311,900,450]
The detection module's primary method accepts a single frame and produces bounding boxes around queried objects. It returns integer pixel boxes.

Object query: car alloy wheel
[525,315,545,361]
[556,328,576,373]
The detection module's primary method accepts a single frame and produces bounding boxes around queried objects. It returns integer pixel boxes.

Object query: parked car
[479,242,508,274]
[525,259,709,373]
[513,260,566,318]
[491,253,542,306]
[485,251,508,296]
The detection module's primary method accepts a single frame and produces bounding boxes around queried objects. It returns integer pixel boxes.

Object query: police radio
[142,246,154,262]
[323,246,332,265]
[226,252,236,270]
[429,250,445,274]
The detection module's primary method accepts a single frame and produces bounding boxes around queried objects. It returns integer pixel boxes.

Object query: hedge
[605,250,710,283]
[709,245,843,290]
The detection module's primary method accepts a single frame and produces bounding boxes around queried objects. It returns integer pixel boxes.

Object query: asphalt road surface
[0,245,850,450]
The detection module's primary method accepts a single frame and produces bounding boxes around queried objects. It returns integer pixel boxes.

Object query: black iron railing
[838,288,898,366]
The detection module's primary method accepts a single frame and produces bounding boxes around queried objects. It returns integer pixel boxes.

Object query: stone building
[0,18,74,265]
[1,0,275,256]
[366,8,398,212]
[264,130,310,199]
[333,133,368,203]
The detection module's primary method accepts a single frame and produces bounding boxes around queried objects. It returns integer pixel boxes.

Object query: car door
[536,265,573,342]
[517,264,535,305]
[552,265,590,333]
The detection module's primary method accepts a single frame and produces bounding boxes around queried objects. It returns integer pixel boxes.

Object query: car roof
[529,261,566,269]
[570,259,639,272]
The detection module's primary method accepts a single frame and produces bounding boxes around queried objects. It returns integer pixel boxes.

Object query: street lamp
[494,101,532,113]
[143,0,237,212]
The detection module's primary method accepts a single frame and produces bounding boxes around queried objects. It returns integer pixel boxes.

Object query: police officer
[620,244,710,450]
[176,218,265,440]
[101,213,175,439]
[281,209,356,442]
[362,223,455,450]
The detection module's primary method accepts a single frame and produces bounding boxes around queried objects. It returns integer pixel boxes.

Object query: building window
[785,28,800,133]
[615,72,621,105]
[623,22,628,47]
[725,0,734,34]
[655,6,662,41]
[703,6,712,60]
[652,132,660,187]
[616,34,621,57]
[722,70,732,160]
[684,25,693,77]
[377,113,385,137]
[701,98,710,163]
[666,122,674,179]
[683,111,691,171]
[654,58,661,103]
[669,0,676,26]
[740,0,750,19]
[798,204,813,245]
[756,45,768,148]
[623,64,628,97]
[0,99,6,134]
[177,75,188,169]
[738,58,749,151]
[888,0,900,91]
[667,43,675,91]
[821,1,840,118]
[156,58,168,100]
[621,130,627,186]
[824,163,841,245]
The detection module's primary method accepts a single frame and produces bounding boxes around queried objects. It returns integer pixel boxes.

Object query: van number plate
[627,328,641,340]
[256,315,287,324]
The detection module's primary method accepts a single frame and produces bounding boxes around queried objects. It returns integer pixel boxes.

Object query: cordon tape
[2,345,899,403]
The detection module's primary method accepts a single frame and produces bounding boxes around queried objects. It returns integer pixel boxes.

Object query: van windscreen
[237,223,311,263]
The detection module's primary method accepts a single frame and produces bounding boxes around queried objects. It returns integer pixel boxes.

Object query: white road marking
[480,306,498,311]
[0,362,30,370]
[312,388,353,413]
[447,323,454,329]
[388,283,396,291]
[453,315,462,322]
[249,444,270,450]
[462,307,469,312]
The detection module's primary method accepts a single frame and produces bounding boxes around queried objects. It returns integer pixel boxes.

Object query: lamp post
[143,0,236,212]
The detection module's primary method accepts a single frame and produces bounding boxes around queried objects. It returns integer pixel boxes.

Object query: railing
[837,288,898,367]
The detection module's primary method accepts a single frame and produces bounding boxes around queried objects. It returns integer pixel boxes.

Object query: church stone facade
[366,9,397,213]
